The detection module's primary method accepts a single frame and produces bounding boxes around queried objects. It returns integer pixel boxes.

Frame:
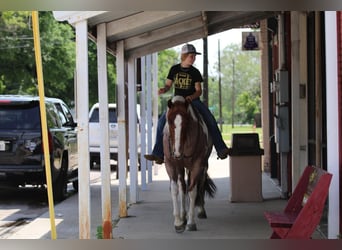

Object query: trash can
[228,133,264,202]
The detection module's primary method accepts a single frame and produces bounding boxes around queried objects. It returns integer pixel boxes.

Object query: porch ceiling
[54,11,278,58]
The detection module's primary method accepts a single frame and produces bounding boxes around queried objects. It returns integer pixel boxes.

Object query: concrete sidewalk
[8,153,325,239]
[112,155,286,239]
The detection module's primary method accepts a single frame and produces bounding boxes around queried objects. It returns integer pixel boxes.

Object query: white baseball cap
[181,44,201,55]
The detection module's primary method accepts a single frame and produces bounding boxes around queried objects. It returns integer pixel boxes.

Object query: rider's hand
[185,96,193,103]
[158,87,166,95]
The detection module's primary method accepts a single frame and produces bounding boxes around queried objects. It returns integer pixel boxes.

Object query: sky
[172,28,254,75]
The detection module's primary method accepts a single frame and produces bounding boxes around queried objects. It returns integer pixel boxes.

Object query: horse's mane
[169,96,198,122]
[164,96,209,141]
[171,95,185,103]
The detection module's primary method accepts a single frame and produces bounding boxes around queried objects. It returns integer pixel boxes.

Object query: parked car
[0,95,78,202]
[88,103,141,169]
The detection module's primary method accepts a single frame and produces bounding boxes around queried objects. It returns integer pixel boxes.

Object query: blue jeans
[150,99,228,158]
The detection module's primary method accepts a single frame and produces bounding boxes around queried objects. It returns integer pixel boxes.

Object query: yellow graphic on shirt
[174,72,192,89]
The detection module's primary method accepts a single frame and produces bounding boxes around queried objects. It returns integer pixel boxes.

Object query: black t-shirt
[167,64,203,98]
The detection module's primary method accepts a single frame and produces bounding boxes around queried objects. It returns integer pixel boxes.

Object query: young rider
[144,44,229,164]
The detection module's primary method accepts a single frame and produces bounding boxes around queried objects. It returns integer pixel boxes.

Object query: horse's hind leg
[196,169,207,219]
[171,180,186,233]
[186,184,197,231]
[196,182,207,219]
[196,188,207,219]
[197,205,207,219]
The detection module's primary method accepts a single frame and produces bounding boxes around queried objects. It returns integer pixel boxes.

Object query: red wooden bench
[264,165,332,239]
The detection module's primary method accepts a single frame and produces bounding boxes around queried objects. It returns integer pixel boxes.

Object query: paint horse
[163,95,216,233]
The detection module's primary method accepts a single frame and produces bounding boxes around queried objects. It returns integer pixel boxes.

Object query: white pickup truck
[88,103,141,169]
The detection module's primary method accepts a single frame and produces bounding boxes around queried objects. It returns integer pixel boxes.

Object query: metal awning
[54,11,278,58]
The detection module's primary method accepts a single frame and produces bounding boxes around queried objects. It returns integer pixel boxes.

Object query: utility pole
[218,39,222,131]
[232,58,235,128]
[203,37,208,107]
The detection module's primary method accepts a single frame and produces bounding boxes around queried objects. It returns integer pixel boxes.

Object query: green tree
[0,11,117,109]
[236,88,261,124]
[209,42,261,125]
[0,11,76,106]
[87,40,117,109]
[157,49,179,113]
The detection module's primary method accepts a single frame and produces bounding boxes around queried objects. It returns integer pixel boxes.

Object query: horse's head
[166,96,190,159]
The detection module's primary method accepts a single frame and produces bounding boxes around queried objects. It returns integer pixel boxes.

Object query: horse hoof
[197,211,207,219]
[186,223,197,231]
[175,224,186,233]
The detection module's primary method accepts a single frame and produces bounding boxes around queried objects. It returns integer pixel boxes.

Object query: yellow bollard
[32,11,57,240]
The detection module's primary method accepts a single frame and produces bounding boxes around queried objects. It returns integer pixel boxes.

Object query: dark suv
[0,95,78,202]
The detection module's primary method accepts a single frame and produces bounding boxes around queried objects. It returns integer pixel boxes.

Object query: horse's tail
[204,173,217,198]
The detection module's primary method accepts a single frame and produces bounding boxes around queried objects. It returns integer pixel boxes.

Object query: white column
[259,20,270,172]
[140,56,148,190]
[152,53,159,176]
[128,56,139,203]
[146,54,153,182]
[291,12,308,187]
[325,11,340,239]
[116,40,128,218]
[97,23,112,238]
[75,19,91,239]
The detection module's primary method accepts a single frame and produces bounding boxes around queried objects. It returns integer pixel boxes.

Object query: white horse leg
[171,179,185,233]
[186,184,197,231]
[178,178,186,225]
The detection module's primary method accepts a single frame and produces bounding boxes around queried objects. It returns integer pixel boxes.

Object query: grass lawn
[220,124,263,147]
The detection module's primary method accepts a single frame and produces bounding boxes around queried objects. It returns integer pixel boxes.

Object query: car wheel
[53,159,68,202]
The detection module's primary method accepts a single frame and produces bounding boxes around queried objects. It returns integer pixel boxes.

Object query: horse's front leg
[170,179,186,233]
[178,177,187,226]
[186,184,197,231]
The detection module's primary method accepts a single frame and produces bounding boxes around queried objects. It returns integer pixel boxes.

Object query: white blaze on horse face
[173,114,182,157]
